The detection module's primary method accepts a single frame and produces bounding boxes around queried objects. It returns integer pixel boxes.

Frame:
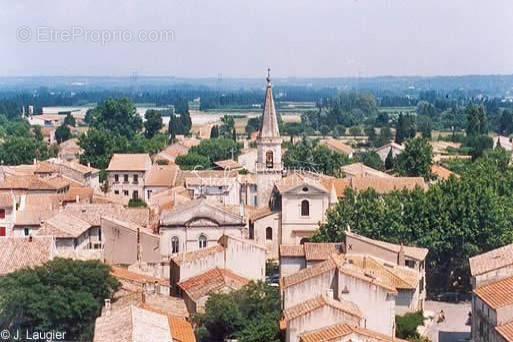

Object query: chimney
[88,162,91,168]
[398,245,405,266]
[33,158,37,165]
[325,288,334,299]
[104,299,111,316]
[76,195,80,203]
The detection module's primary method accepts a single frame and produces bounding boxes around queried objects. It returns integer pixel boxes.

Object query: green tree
[55,124,72,143]
[384,147,395,170]
[0,258,120,341]
[353,151,385,171]
[64,113,76,127]
[465,105,487,137]
[395,114,416,144]
[499,110,513,135]
[143,109,163,139]
[79,128,127,169]
[320,125,330,137]
[90,98,142,139]
[189,138,241,164]
[175,152,211,170]
[33,125,44,142]
[396,138,433,179]
[210,125,219,138]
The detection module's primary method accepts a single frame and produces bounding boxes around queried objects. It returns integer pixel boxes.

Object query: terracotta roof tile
[432,164,459,180]
[319,138,354,155]
[300,323,409,342]
[214,159,242,170]
[469,243,513,277]
[177,267,249,300]
[340,162,392,178]
[304,242,343,261]
[0,236,55,275]
[283,294,362,321]
[281,258,337,289]
[107,153,151,171]
[349,176,426,193]
[474,275,513,309]
[37,213,92,238]
[145,164,178,187]
[280,245,305,258]
[168,315,197,342]
[172,245,225,265]
[111,266,169,286]
[496,321,513,342]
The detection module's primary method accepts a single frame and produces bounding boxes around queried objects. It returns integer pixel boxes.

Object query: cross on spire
[266,68,272,86]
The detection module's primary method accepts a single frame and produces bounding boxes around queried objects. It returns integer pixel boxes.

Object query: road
[424,301,471,342]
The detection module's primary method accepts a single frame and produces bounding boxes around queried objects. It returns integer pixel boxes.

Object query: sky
[1,0,512,78]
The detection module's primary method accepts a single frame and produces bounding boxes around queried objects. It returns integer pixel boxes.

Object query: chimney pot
[104,299,111,316]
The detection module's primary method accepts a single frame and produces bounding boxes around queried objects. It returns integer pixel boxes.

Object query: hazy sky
[1,0,512,78]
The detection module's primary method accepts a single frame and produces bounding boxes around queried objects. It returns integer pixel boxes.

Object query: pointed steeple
[258,68,280,139]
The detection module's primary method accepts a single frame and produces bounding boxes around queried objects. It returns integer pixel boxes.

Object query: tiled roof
[496,321,513,342]
[34,161,58,174]
[281,258,337,289]
[275,173,329,194]
[168,315,197,342]
[280,245,305,258]
[172,245,225,265]
[335,257,398,294]
[319,138,354,155]
[93,305,132,342]
[177,267,249,300]
[304,243,343,261]
[349,176,426,193]
[111,266,169,286]
[175,170,238,187]
[340,162,392,178]
[55,159,99,175]
[214,159,242,170]
[376,142,404,152]
[15,209,57,226]
[61,185,94,203]
[283,294,362,321]
[474,276,513,309]
[64,203,150,227]
[145,164,178,187]
[431,164,459,180]
[249,206,275,221]
[0,236,55,275]
[155,143,189,161]
[345,255,419,290]
[185,176,237,187]
[37,213,92,238]
[107,153,151,171]
[0,174,64,191]
[300,322,409,342]
[346,231,428,261]
[469,243,513,277]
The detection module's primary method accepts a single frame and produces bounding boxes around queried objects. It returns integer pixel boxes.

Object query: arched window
[199,234,207,249]
[301,200,310,216]
[266,150,274,168]
[171,236,179,254]
[266,227,273,240]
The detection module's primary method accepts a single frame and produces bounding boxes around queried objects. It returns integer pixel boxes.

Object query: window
[405,260,416,269]
[114,190,119,195]
[266,227,273,240]
[171,236,179,254]
[147,190,152,199]
[124,174,129,183]
[24,228,30,236]
[133,191,139,200]
[302,187,309,192]
[133,175,138,184]
[199,234,207,249]
[301,200,310,216]
[0,209,5,219]
[123,190,129,196]
[266,150,274,168]
[114,174,119,183]
[0,227,5,237]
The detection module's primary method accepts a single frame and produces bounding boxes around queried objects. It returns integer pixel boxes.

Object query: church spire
[258,68,280,139]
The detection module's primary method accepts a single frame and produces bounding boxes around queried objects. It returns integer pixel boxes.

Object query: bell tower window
[266,151,274,168]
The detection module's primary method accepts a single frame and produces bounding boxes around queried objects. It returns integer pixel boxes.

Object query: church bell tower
[256,69,283,208]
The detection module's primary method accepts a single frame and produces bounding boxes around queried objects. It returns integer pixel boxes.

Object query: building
[159,198,246,256]
[49,158,100,190]
[143,164,178,202]
[279,242,344,277]
[319,138,354,158]
[472,276,513,342]
[256,69,283,208]
[58,138,81,161]
[107,153,152,200]
[0,193,16,236]
[299,322,408,342]
[470,243,513,289]
[340,162,391,179]
[376,142,404,162]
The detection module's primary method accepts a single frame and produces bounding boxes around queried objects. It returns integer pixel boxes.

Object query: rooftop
[299,322,409,342]
[496,321,513,342]
[145,164,178,187]
[37,213,92,238]
[177,267,249,300]
[280,257,337,289]
[474,275,513,309]
[469,243,513,277]
[283,294,362,321]
[340,162,392,178]
[0,236,55,275]
[319,138,354,155]
[107,153,151,172]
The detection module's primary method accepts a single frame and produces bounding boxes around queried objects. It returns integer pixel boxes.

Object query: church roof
[257,69,281,140]
[159,198,245,227]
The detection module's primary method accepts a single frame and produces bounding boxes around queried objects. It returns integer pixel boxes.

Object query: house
[28,114,65,127]
[237,148,258,173]
[49,158,100,189]
[213,159,242,171]
[431,164,459,180]
[345,176,426,194]
[143,164,178,202]
[159,198,246,256]
[279,242,344,277]
[299,322,409,342]
[169,234,266,291]
[470,243,513,289]
[280,254,397,336]
[154,143,190,164]
[340,162,391,179]
[101,216,160,266]
[494,135,513,151]
[319,138,354,158]
[472,276,513,342]
[375,142,404,162]
[107,153,152,201]
[58,138,81,161]
[284,293,362,342]
[111,266,171,296]
[93,304,196,342]
[0,235,56,276]
[177,267,249,313]
[180,170,241,205]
